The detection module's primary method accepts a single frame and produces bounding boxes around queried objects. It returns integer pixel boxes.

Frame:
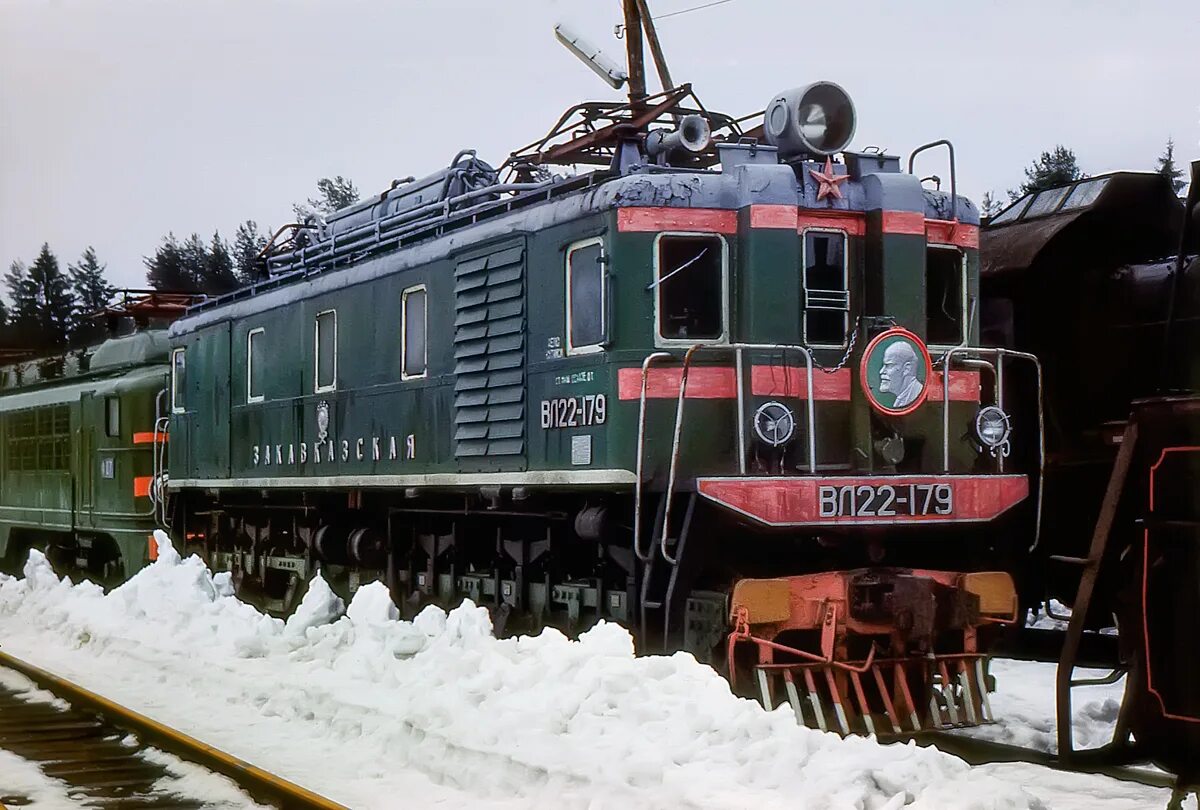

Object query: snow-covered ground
[0,534,1187,809]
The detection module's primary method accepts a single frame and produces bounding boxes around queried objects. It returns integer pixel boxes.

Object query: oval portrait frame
[859,327,933,416]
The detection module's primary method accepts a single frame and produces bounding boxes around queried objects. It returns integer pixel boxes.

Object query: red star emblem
[808,157,850,202]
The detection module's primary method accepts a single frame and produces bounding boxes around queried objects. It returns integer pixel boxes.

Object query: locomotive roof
[981,171,1190,276]
[171,155,978,337]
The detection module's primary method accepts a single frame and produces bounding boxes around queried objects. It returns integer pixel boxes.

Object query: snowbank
[0,534,1046,809]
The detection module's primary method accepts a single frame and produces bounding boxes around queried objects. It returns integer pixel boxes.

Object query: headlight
[753,401,796,447]
[975,406,1012,453]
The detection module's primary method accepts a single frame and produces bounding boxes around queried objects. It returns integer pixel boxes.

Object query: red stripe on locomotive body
[748,204,798,229]
[796,211,866,236]
[618,366,979,402]
[927,370,981,402]
[133,476,153,498]
[616,207,738,234]
[616,367,736,400]
[880,210,927,235]
[926,219,980,249]
[697,474,1029,527]
[133,432,167,444]
[749,366,851,399]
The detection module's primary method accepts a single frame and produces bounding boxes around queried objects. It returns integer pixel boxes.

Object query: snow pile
[0,533,1045,809]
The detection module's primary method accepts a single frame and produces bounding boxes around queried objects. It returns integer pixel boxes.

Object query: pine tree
[67,247,116,344]
[145,233,195,292]
[293,175,360,221]
[980,191,1005,219]
[233,220,268,284]
[69,246,116,317]
[25,244,76,347]
[4,260,36,332]
[203,231,239,294]
[1156,138,1185,194]
[1009,146,1085,201]
[180,233,209,292]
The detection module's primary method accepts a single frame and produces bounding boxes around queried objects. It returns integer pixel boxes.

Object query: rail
[940,346,1044,550]
[0,650,348,810]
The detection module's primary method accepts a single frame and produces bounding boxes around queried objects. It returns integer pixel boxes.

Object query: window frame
[652,231,730,348]
[314,309,338,393]
[565,237,608,355]
[800,227,851,349]
[925,243,969,349]
[401,285,428,380]
[170,348,186,414]
[104,396,120,438]
[246,327,266,403]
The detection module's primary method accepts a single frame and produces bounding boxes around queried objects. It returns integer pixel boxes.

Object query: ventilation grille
[453,243,526,459]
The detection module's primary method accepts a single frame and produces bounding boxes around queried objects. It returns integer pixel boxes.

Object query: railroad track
[0,652,345,810]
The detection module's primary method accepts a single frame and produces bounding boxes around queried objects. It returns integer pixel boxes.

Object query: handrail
[633,352,674,562]
[941,346,1044,551]
[647,342,817,564]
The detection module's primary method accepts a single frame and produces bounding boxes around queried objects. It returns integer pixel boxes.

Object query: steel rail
[0,650,348,810]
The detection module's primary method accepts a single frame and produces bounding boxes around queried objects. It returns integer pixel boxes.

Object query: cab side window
[170,348,186,412]
[655,234,726,343]
[566,239,606,353]
[927,246,965,345]
[802,229,849,346]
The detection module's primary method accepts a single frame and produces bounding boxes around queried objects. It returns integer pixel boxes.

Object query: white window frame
[800,227,851,349]
[314,309,338,393]
[652,231,730,348]
[246,327,265,403]
[401,285,428,380]
[565,237,607,355]
[925,244,969,351]
[170,348,185,413]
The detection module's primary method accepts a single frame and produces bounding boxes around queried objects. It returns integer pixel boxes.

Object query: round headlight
[753,401,796,447]
[975,406,1012,449]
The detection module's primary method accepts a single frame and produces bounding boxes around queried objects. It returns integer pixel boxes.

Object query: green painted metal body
[168,194,983,491]
[0,333,168,577]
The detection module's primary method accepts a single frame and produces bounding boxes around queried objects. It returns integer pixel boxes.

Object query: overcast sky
[2,0,1197,291]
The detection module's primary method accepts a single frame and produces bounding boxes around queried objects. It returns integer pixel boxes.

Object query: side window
[566,239,607,353]
[401,286,427,379]
[655,234,726,343]
[314,310,337,392]
[802,229,850,346]
[927,246,965,345]
[247,328,265,402]
[171,348,186,412]
[105,396,120,437]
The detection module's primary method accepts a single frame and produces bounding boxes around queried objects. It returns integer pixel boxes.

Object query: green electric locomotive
[159,76,1038,735]
[0,298,182,582]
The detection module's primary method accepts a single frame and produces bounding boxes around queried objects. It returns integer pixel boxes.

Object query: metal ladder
[1055,419,1138,761]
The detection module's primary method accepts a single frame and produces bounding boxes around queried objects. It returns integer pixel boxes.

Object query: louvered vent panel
[453,244,526,459]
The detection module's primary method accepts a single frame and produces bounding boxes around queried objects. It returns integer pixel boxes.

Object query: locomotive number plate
[818,483,953,518]
[540,394,607,429]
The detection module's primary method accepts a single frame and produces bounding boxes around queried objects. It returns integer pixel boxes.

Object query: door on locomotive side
[169,323,232,481]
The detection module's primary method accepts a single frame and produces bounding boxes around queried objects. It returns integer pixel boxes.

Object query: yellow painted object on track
[0,650,348,810]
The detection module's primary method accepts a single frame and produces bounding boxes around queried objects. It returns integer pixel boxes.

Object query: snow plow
[727,569,1018,735]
